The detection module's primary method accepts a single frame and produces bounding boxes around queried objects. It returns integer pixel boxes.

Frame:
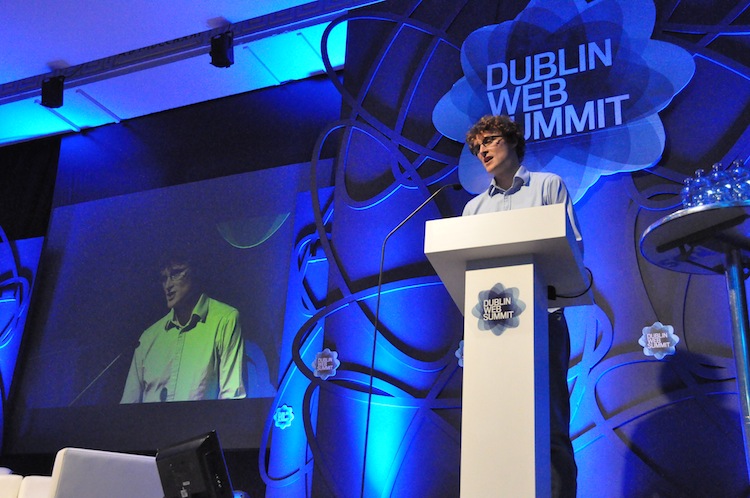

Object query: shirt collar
[165,293,209,331]
[488,165,530,197]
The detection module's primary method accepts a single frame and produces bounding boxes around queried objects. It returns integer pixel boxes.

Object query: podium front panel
[460,255,550,497]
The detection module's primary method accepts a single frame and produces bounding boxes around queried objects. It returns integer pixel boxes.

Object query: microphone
[373,182,461,334]
[68,340,140,407]
[360,182,461,497]
[380,183,462,250]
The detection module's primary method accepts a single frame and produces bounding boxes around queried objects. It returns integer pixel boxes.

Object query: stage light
[210,32,234,68]
[41,76,65,108]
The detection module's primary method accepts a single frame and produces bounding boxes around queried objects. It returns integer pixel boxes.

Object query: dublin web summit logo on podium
[472,283,526,336]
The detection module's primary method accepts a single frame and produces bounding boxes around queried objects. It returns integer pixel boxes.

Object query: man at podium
[463,114,582,498]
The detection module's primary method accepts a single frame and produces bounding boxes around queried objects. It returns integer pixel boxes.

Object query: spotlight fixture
[210,31,234,68]
[41,75,65,108]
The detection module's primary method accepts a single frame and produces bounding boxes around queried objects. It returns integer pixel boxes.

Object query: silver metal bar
[724,247,750,479]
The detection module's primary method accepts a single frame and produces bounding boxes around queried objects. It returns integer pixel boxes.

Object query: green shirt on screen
[121,293,246,403]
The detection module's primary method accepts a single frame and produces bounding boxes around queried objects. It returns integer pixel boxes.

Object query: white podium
[424,204,591,497]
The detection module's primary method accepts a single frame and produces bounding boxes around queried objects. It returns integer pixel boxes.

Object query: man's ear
[507,137,519,151]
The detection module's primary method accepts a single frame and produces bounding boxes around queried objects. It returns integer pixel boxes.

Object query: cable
[554,267,594,299]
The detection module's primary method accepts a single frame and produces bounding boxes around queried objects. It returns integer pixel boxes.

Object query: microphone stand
[359,183,461,498]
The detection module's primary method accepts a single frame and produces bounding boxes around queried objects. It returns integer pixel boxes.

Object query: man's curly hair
[465,115,525,161]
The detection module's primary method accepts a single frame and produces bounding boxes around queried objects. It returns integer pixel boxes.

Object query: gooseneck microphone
[373,183,463,335]
[68,340,140,407]
[360,182,462,498]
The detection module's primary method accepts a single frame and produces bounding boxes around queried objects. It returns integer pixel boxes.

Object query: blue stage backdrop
[260,0,750,497]
[3,0,750,497]
[0,231,42,452]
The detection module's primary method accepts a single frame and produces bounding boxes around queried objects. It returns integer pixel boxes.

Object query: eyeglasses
[469,135,504,156]
[159,267,189,285]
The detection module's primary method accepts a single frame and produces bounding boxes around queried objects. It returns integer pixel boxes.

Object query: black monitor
[156,430,235,498]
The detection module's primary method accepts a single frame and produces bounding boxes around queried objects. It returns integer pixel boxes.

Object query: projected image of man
[121,254,246,403]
